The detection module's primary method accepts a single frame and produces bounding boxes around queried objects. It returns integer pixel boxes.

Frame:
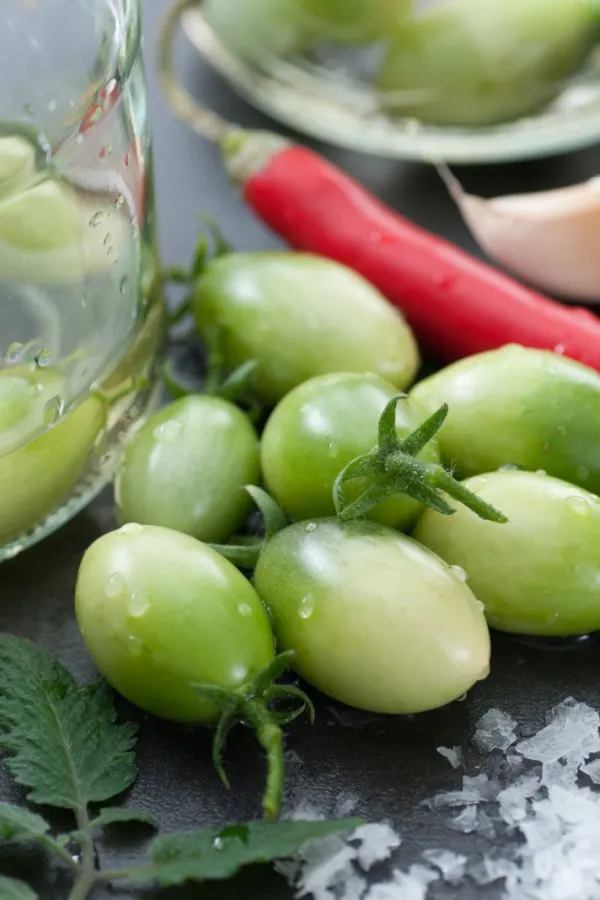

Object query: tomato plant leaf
[0,875,38,900]
[91,808,158,830]
[0,802,50,841]
[128,818,362,887]
[0,635,138,810]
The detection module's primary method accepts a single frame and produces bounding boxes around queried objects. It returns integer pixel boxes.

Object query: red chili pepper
[225,137,600,369]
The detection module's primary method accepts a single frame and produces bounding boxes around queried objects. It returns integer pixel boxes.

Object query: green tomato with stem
[297,0,412,43]
[76,524,309,818]
[410,345,600,494]
[253,517,490,714]
[0,365,105,544]
[261,372,440,530]
[115,395,260,543]
[193,253,419,405]
[378,0,600,126]
[414,469,600,637]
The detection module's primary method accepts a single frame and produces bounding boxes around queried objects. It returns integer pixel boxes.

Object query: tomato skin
[261,372,439,530]
[0,366,104,544]
[115,396,260,543]
[411,345,600,493]
[298,0,412,42]
[414,469,600,637]
[75,525,275,723]
[193,253,419,405]
[253,518,490,714]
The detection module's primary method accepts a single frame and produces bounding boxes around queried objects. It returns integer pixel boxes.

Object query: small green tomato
[115,395,260,543]
[193,252,419,405]
[0,136,37,201]
[414,469,600,637]
[0,365,105,544]
[410,345,600,494]
[254,518,490,714]
[297,0,412,43]
[261,372,439,529]
[378,0,600,126]
[75,524,275,723]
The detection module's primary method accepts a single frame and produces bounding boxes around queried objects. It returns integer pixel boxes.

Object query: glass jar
[184,0,600,163]
[0,0,165,561]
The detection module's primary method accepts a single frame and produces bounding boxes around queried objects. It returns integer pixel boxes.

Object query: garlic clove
[440,166,600,302]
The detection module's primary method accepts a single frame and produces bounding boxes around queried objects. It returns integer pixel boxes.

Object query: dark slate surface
[2,2,600,897]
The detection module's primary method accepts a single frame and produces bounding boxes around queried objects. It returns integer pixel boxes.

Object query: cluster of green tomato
[205,0,600,127]
[74,250,600,736]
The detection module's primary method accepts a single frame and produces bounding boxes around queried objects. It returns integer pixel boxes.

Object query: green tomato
[297,0,412,43]
[378,0,600,126]
[0,365,105,544]
[204,0,312,57]
[261,372,439,529]
[253,518,490,714]
[193,253,419,405]
[0,177,131,284]
[115,395,260,544]
[0,136,37,201]
[75,524,275,723]
[414,470,600,637]
[410,345,600,494]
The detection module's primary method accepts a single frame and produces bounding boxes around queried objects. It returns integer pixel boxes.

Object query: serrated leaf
[129,818,362,887]
[0,636,138,810]
[0,802,50,842]
[91,808,158,830]
[0,876,38,900]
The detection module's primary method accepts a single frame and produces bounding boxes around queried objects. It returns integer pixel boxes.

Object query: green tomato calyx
[209,486,289,569]
[334,397,509,524]
[192,650,314,820]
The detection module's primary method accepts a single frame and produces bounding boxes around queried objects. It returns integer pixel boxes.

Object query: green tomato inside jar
[0,365,105,545]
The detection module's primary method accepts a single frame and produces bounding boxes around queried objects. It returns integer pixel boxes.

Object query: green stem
[244,699,284,821]
[66,806,96,900]
[95,867,133,883]
[40,836,80,875]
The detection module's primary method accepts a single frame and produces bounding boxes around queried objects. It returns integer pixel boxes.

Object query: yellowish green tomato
[0,176,130,284]
[115,396,260,544]
[297,0,413,43]
[410,345,600,494]
[0,365,105,544]
[0,136,37,201]
[261,372,439,529]
[253,518,490,714]
[414,470,600,637]
[378,0,600,126]
[193,253,419,405]
[75,524,275,723]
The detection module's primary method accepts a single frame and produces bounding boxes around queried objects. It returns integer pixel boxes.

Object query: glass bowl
[181,0,600,164]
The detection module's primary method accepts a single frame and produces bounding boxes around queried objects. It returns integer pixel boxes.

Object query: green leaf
[0,636,138,810]
[0,802,49,842]
[129,819,362,887]
[0,876,38,900]
[91,808,158,830]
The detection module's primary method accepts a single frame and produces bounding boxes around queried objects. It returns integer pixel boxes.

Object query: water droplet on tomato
[153,420,183,443]
[106,573,126,599]
[535,469,547,477]
[328,442,340,458]
[43,396,63,427]
[119,522,144,535]
[129,591,151,618]
[475,601,485,613]
[119,275,129,295]
[449,565,468,583]
[456,692,468,702]
[299,595,315,619]
[305,522,317,533]
[499,464,520,472]
[89,211,105,228]
[557,425,568,437]
[554,344,566,355]
[564,495,591,516]
[238,603,252,617]
[4,342,24,364]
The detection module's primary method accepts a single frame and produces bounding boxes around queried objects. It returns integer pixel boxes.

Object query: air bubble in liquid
[238,603,252,617]
[449,565,468,583]
[43,396,63,427]
[299,594,315,619]
[89,211,105,228]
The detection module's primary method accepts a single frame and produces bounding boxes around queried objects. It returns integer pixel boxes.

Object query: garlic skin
[441,167,600,302]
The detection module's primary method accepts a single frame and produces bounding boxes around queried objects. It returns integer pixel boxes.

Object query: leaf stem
[67,806,97,900]
[40,835,80,875]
